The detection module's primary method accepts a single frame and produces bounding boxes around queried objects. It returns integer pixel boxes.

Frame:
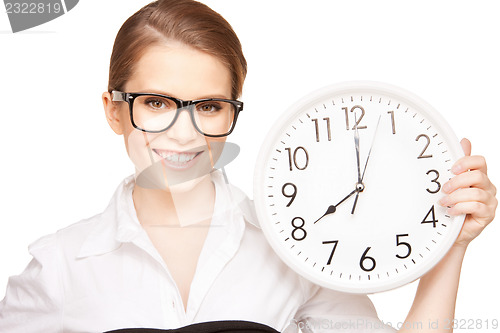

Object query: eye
[146,98,166,109]
[140,96,176,112]
[197,102,223,113]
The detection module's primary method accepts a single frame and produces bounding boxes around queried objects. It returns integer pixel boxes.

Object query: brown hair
[107,0,247,99]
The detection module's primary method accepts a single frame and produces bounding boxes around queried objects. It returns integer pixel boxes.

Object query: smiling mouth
[152,149,204,166]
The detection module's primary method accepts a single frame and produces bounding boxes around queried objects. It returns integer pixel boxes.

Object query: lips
[152,148,204,170]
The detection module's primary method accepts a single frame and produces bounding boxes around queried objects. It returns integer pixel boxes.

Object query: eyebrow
[134,89,232,100]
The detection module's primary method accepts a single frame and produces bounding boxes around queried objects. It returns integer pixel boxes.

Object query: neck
[132,174,216,228]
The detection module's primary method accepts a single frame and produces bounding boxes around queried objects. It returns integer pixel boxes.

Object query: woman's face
[105,43,232,193]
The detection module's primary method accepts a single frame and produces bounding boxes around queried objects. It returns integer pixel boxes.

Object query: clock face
[253,81,465,294]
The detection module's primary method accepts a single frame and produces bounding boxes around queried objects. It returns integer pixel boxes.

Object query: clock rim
[253,80,466,294]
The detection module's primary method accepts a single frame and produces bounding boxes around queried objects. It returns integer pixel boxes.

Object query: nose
[165,107,200,144]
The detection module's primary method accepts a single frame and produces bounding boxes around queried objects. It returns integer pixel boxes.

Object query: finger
[442,170,493,193]
[439,188,493,207]
[446,201,493,222]
[452,155,488,175]
[460,138,472,156]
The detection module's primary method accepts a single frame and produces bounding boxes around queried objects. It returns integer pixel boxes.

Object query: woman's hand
[438,138,497,248]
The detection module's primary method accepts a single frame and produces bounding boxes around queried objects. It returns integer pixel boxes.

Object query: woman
[0,0,497,332]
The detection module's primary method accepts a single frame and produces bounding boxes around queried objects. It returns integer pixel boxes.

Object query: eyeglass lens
[132,95,236,135]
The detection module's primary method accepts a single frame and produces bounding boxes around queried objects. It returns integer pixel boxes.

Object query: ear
[102,91,125,135]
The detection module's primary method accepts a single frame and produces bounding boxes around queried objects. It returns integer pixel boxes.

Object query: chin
[167,174,211,194]
[133,159,212,193]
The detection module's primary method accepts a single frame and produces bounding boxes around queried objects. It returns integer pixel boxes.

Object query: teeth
[155,150,198,163]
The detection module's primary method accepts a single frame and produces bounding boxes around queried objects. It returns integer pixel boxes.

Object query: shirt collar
[213,170,260,229]
[76,170,259,259]
[76,174,140,258]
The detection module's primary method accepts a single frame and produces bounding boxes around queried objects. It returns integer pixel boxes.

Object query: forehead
[125,44,232,100]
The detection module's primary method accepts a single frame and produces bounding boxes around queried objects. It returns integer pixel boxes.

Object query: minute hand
[354,118,362,184]
[351,114,382,214]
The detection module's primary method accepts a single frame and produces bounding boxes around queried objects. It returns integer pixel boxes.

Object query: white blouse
[0,171,396,333]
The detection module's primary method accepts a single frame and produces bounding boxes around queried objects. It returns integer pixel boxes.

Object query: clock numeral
[343,105,367,130]
[395,234,412,259]
[360,247,376,272]
[291,217,307,241]
[387,111,396,134]
[421,205,439,228]
[322,240,338,265]
[416,134,433,159]
[282,183,297,207]
[312,117,331,142]
[426,169,441,194]
[285,147,309,171]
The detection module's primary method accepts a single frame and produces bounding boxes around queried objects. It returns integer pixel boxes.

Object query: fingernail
[452,164,462,174]
[442,182,451,193]
[439,197,448,206]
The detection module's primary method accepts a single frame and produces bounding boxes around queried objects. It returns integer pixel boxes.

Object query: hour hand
[313,189,357,224]
[312,205,336,224]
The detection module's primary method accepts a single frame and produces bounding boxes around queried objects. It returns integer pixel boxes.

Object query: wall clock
[253,81,465,294]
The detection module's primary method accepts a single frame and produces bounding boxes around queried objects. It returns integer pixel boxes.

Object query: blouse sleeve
[0,233,63,332]
[289,283,397,333]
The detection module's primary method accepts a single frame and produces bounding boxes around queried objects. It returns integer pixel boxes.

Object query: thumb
[460,138,472,156]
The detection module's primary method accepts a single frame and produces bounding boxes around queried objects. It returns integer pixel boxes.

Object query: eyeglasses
[111,91,244,137]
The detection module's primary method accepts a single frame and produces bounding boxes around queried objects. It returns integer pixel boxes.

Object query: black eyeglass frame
[111,91,244,137]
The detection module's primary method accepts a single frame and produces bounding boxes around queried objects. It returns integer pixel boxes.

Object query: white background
[0,0,499,329]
